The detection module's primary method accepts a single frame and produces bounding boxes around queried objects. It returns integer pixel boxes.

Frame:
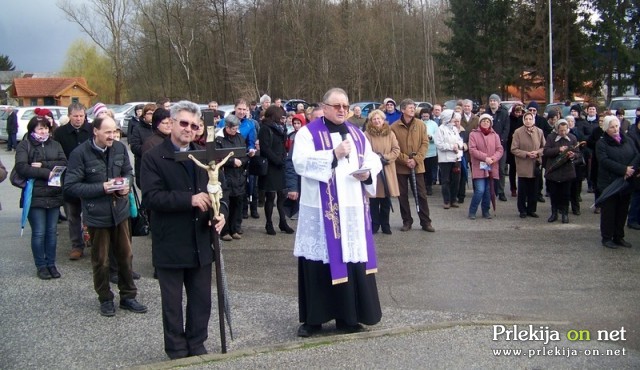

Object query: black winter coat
[596,133,640,191]
[486,106,510,144]
[6,111,18,134]
[215,131,249,197]
[543,133,578,183]
[15,136,67,209]
[258,120,287,191]
[140,138,228,269]
[53,122,93,159]
[64,140,133,228]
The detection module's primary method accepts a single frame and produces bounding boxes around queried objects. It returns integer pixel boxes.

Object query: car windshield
[0,110,9,119]
[110,105,130,113]
[611,100,640,110]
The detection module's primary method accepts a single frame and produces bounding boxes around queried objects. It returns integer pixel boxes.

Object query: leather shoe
[100,301,116,317]
[561,213,569,224]
[132,271,141,280]
[572,209,581,216]
[48,266,61,279]
[526,212,539,218]
[381,226,392,235]
[519,212,527,218]
[498,194,507,202]
[251,211,260,219]
[266,223,276,235]
[627,223,640,230]
[232,233,242,239]
[336,320,364,334]
[221,234,233,241]
[119,298,147,313]
[400,223,412,232]
[450,202,459,208]
[69,249,83,260]
[421,224,435,232]
[614,239,632,248]
[482,213,492,219]
[37,267,52,280]
[511,190,517,197]
[537,195,546,203]
[443,203,450,209]
[297,323,321,337]
[548,213,558,222]
[279,222,295,234]
[602,240,618,249]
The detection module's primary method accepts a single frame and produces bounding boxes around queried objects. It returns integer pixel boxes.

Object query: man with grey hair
[292,87,383,337]
[141,100,227,359]
[390,99,435,232]
[461,99,479,132]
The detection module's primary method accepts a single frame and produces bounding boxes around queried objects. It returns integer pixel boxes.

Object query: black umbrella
[409,152,420,214]
[592,177,631,209]
[378,155,394,213]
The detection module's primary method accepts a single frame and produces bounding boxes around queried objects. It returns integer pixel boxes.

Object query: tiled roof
[12,77,96,97]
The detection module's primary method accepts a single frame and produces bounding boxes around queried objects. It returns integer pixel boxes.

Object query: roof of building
[11,77,97,98]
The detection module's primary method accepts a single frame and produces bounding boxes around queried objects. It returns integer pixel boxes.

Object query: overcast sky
[0,0,86,73]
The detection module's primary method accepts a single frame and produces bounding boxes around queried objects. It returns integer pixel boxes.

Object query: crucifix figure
[188,152,234,217]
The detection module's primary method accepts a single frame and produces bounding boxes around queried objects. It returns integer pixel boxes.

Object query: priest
[292,88,383,337]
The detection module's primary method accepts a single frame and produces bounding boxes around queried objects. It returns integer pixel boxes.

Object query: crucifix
[174,123,246,353]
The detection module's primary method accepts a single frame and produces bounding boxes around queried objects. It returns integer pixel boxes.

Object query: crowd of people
[2,90,640,359]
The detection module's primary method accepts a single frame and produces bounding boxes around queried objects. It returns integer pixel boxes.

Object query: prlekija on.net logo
[492,324,627,345]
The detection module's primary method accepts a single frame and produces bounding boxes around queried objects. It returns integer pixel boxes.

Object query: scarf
[480,126,492,136]
[31,132,49,143]
[613,134,622,144]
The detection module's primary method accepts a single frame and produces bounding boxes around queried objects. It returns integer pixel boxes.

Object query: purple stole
[306,118,378,285]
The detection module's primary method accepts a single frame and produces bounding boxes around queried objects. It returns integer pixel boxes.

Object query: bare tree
[58,0,133,104]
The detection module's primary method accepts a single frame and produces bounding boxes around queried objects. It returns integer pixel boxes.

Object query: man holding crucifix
[141,100,227,359]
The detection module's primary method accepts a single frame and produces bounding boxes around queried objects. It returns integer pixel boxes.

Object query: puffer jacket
[215,129,249,197]
[15,135,67,209]
[390,117,428,174]
[434,123,464,163]
[543,133,578,183]
[596,133,640,191]
[64,139,133,228]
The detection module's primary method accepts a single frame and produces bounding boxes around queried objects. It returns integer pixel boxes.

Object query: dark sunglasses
[177,119,200,131]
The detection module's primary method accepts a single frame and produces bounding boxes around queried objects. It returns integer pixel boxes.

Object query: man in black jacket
[140,100,227,360]
[5,106,18,151]
[53,102,93,260]
[486,94,510,201]
[65,116,147,317]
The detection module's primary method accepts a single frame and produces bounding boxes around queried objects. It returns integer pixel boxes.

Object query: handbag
[10,167,27,188]
[130,188,149,237]
[248,156,269,176]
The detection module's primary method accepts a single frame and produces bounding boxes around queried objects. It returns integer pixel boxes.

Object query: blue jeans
[27,207,60,268]
[469,178,491,216]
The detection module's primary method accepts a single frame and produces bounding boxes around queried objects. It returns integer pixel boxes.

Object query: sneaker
[231,233,242,239]
[221,234,233,241]
[100,301,116,317]
[119,298,148,313]
[37,267,52,280]
[48,266,61,279]
[69,249,83,260]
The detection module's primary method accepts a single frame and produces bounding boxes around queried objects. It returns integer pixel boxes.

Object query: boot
[372,223,380,234]
[265,222,276,235]
[547,208,558,223]
[561,210,569,224]
[279,221,294,234]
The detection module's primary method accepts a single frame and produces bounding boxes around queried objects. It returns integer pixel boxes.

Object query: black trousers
[369,197,391,231]
[517,177,538,214]
[397,173,431,227]
[600,192,631,242]
[265,190,287,225]
[438,162,461,205]
[547,180,572,213]
[223,194,243,235]
[157,264,212,359]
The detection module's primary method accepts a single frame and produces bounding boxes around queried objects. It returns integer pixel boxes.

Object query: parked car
[608,96,640,122]
[119,101,154,136]
[282,99,308,113]
[500,100,524,113]
[0,106,69,141]
[350,101,381,119]
[414,101,433,113]
[544,102,584,118]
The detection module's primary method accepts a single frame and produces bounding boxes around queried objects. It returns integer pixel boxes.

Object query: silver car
[0,106,69,141]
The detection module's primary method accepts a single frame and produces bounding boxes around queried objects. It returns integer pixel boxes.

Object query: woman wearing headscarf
[364,109,400,234]
[543,119,578,223]
[434,110,464,209]
[596,116,640,249]
[14,115,67,279]
[511,112,545,218]
[258,105,294,235]
[468,114,503,219]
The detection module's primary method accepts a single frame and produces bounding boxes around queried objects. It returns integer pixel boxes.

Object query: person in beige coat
[365,110,400,234]
[390,99,434,232]
[511,111,546,218]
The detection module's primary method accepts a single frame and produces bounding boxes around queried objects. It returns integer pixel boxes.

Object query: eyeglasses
[176,119,200,131]
[528,108,537,112]
[324,103,349,111]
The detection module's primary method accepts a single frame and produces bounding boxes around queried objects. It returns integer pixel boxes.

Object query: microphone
[339,125,350,162]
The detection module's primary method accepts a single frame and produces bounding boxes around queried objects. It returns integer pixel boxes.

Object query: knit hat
[292,113,306,125]
[601,115,620,132]
[478,113,493,126]
[259,94,271,104]
[547,109,558,119]
[34,107,52,117]
[489,94,501,102]
[93,102,108,117]
[527,101,540,110]
[151,108,171,131]
[570,104,582,113]
[383,98,397,107]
